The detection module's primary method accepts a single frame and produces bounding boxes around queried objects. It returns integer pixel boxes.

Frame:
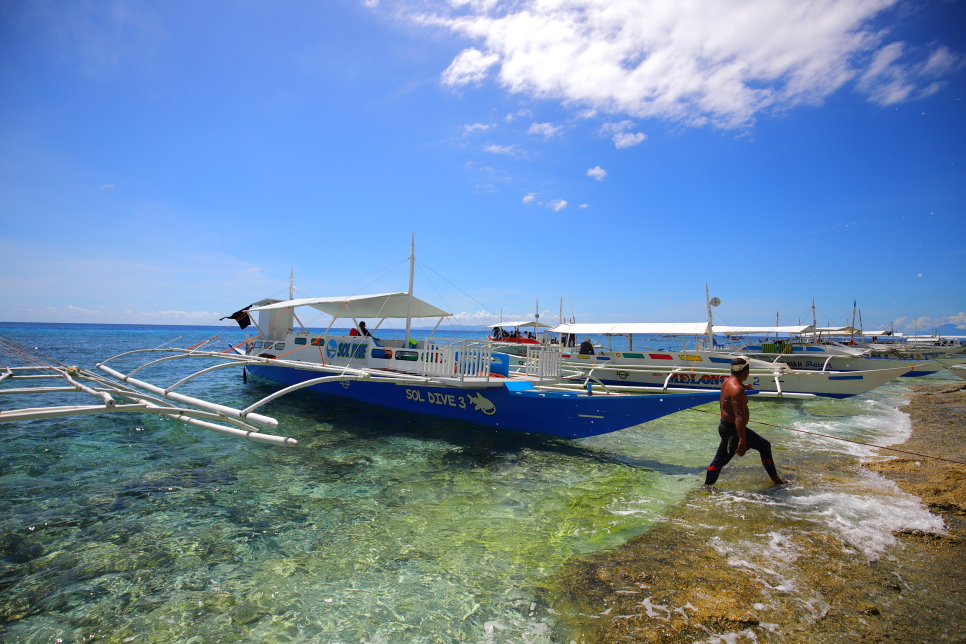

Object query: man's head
[730,356,750,377]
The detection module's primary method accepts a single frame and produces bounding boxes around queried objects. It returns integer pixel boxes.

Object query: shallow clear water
[0,325,955,643]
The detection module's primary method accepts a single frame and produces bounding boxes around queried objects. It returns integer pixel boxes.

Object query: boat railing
[523,345,562,380]
[417,340,493,382]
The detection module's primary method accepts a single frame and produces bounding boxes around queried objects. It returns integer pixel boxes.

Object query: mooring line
[686,407,966,466]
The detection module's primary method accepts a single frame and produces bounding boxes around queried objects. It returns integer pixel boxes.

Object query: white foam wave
[787,401,912,459]
[781,470,944,560]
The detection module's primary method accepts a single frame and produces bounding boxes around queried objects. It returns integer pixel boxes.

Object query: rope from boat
[686,407,966,465]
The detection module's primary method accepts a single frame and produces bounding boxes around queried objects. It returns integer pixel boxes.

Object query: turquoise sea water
[0,323,955,643]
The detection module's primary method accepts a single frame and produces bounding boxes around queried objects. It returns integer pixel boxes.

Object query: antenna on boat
[404,233,415,346]
[812,298,817,332]
[289,267,295,300]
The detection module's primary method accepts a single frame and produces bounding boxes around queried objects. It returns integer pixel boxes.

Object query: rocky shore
[546,382,966,643]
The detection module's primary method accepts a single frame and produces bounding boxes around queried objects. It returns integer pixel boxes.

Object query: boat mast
[705,283,713,351]
[559,297,563,345]
[289,267,294,300]
[851,300,857,341]
[534,298,539,341]
[404,233,415,346]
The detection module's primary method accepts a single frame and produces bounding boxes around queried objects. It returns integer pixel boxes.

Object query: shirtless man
[704,356,785,486]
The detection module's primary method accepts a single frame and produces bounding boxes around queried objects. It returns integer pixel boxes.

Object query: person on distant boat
[359,321,372,337]
[578,338,595,355]
[492,326,503,340]
[704,356,785,487]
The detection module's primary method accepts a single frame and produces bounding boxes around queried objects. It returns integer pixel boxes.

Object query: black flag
[221,306,252,330]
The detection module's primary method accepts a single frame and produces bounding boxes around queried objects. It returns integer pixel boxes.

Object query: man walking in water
[705,356,786,486]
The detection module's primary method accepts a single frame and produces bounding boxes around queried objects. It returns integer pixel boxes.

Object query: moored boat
[216,241,722,439]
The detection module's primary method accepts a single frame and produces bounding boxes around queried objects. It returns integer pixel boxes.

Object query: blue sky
[1,0,964,333]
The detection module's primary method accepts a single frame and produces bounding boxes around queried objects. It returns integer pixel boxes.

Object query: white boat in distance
[550,322,928,398]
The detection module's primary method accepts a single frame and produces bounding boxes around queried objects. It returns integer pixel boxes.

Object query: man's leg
[705,423,738,485]
[745,428,785,485]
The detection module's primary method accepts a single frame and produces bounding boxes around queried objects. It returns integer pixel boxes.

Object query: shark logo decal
[466,392,496,416]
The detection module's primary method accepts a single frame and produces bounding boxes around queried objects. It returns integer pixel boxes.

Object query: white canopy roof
[250,292,450,319]
[550,322,709,335]
[810,326,857,334]
[549,322,820,335]
[713,325,814,335]
[489,320,552,328]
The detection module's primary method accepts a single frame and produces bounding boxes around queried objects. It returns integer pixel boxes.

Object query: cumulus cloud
[579,203,589,208]
[548,199,567,211]
[896,313,966,331]
[528,122,562,139]
[100,184,114,189]
[599,120,646,147]
[613,131,647,148]
[586,165,606,181]
[522,192,537,203]
[442,47,499,86]
[424,0,958,128]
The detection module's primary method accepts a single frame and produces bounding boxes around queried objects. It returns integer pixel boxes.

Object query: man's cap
[730,356,751,372]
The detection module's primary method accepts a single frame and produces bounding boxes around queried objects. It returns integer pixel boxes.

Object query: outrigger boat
[548,323,923,399]
[233,266,728,436]
[150,240,721,440]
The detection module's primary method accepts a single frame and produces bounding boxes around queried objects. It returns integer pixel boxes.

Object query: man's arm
[733,387,749,456]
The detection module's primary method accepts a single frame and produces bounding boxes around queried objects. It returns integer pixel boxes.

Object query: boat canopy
[550,322,822,336]
[250,292,451,319]
[550,322,708,335]
[713,325,814,335]
[809,326,857,334]
[489,320,552,328]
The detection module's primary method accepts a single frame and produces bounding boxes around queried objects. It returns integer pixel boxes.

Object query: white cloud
[898,313,966,331]
[522,192,537,204]
[579,204,589,208]
[425,0,958,128]
[463,122,493,134]
[100,184,114,189]
[528,122,562,139]
[65,304,99,316]
[548,199,567,211]
[613,131,647,149]
[441,47,500,86]
[857,43,960,105]
[586,165,606,181]
[484,143,517,155]
[599,120,636,135]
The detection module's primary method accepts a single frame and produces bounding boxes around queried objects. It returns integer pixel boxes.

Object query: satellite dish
[709,297,721,307]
